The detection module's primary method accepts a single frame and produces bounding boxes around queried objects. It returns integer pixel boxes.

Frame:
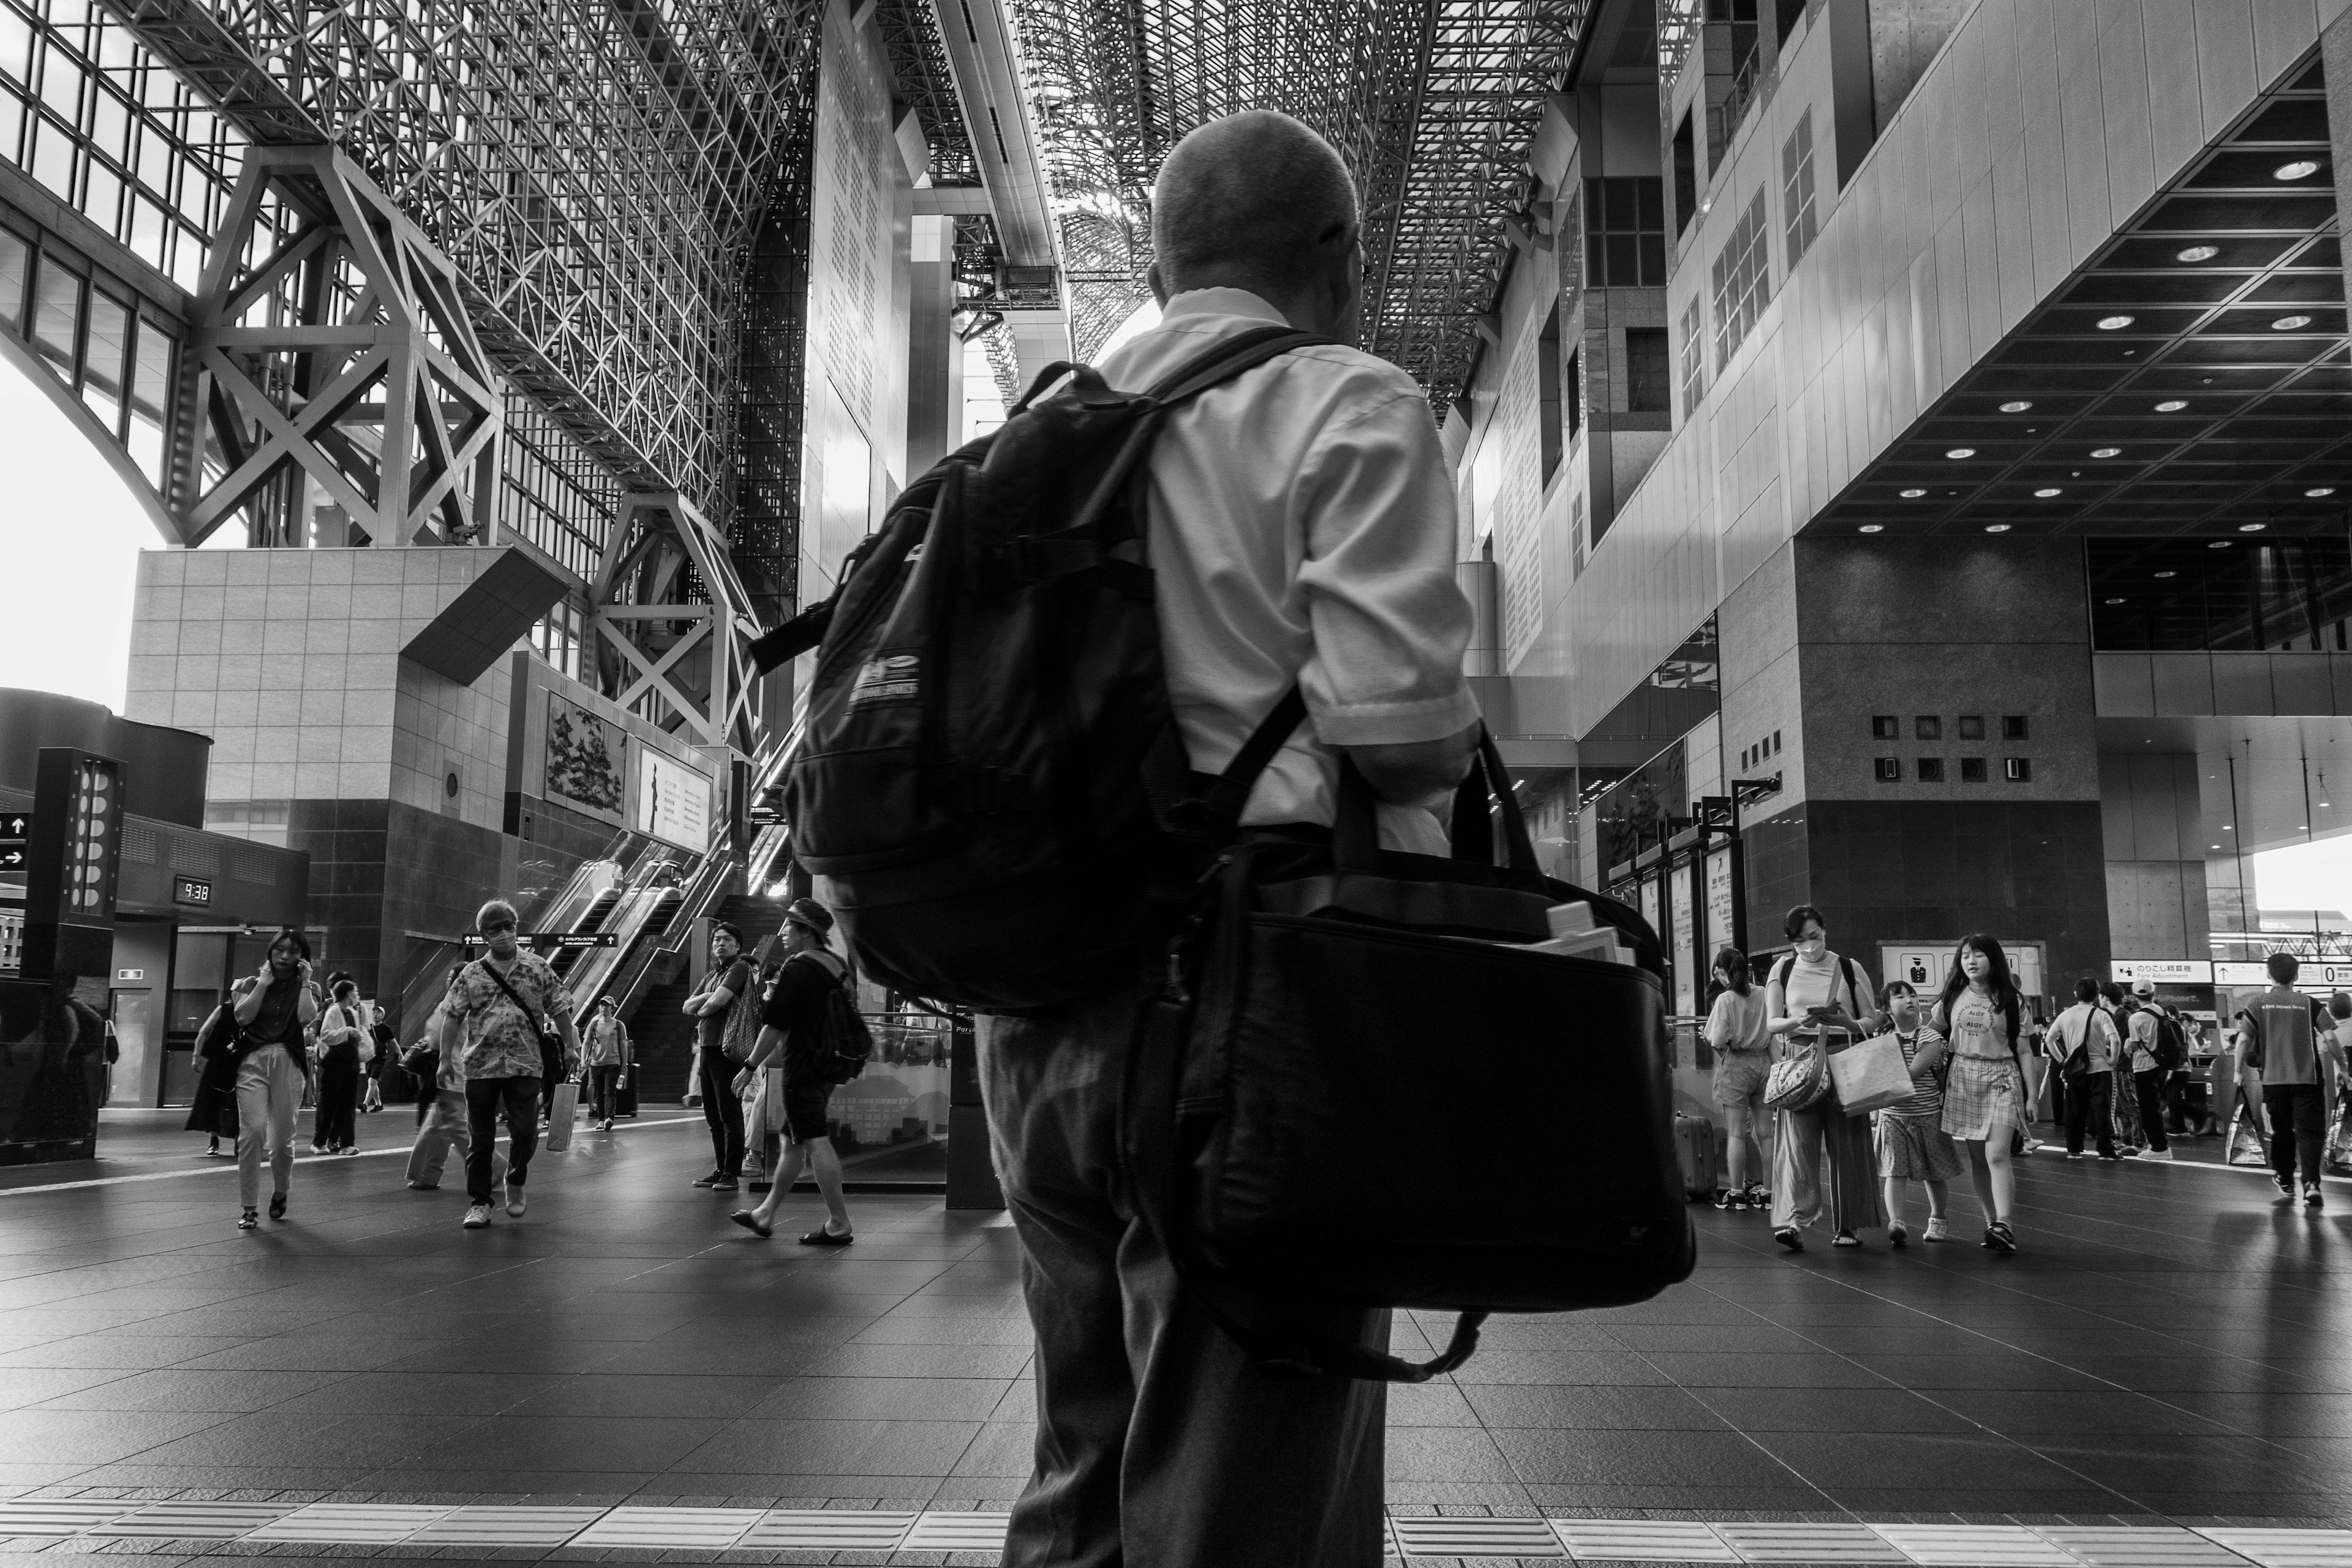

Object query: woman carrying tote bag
[1764,904,1886,1251]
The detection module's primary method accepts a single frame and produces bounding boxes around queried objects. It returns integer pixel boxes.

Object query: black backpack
[803,952,874,1085]
[2152,1011,2188,1072]
[784,325,1329,1012]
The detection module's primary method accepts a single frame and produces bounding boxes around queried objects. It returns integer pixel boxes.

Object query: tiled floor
[0,1109,2348,1562]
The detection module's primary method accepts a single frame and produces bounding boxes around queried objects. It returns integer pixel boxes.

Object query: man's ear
[1147,262,1169,306]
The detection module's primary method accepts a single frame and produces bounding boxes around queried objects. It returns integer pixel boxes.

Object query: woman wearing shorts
[1703,946,1773,1211]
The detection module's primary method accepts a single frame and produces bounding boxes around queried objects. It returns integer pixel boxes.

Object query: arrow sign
[0,813,28,840]
[0,848,26,870]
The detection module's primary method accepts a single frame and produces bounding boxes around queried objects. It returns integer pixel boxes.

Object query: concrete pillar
[905,214,960,475]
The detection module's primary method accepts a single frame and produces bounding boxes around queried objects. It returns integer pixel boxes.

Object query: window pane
[0,225,26,331]
[1607,235,1635,287]
[1637,179,1664,230]
[80,286,126,430]
[29,251,80,376]
[1639,234,1665,287]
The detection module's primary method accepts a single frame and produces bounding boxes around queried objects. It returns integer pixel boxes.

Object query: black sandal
[798,1226,854,1247]
[1986,1221,2017,1255]
[268,1191,287,1221]
[729,1211,772,1239]
[1772,1226,1803,1252]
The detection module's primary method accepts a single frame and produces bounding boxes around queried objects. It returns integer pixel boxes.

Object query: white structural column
[181,145,502,550]
[590,491,763,760]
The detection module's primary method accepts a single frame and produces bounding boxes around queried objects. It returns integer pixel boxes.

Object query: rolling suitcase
[615,1074,639,1119]
[1673,1113,1719,1200]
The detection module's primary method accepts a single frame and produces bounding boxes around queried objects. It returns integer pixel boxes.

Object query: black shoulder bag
[1123,725,1689,1384]
[476,959,567,1081]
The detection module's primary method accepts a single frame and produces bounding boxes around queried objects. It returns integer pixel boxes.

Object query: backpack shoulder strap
[1839,956,1863,1012]
[1141,325,1333,405]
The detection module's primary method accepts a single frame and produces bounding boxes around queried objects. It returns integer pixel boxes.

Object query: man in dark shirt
[2237,951,2336,1207]
[682,921,754,1191]
[729,898,854,1243]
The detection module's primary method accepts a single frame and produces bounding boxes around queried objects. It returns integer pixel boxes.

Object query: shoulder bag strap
[477,959,549,1040]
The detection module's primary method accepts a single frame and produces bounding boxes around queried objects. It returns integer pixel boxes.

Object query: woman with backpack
[1934,933,2031,1255]
[1702,946,1773,1211]
[1764,905,1884,1251]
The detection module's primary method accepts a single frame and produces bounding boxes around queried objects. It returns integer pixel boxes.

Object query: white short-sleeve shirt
[1094,288,1480,851]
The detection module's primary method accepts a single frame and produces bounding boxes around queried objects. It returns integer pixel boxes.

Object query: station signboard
[2110,959,2212,984]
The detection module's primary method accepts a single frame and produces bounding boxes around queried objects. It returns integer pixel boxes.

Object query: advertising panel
[1703,843,1736,957]
[1669,858,1697,1017]
[637,748,713,851]
[545,695,627,824]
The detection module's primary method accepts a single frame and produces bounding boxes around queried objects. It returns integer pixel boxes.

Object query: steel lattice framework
[105,0,821,513]
[1001,0,1589,396]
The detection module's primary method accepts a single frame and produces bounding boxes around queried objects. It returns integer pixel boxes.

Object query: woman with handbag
[1764,905,1885,1251]
[311,980,366,1155]
[1934,933,2030,1254]
[228,929,320,1229]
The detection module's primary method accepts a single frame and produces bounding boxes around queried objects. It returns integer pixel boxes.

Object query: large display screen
[637,748,712,851]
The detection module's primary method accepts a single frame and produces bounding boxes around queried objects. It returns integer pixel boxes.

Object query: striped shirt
[1885,1028,1945,1121]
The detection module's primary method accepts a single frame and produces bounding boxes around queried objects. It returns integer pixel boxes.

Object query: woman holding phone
[1764,905,1885,1251]
[229,929,320,1229]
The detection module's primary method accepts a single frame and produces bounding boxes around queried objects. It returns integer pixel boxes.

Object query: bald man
[977,110,1477,1568]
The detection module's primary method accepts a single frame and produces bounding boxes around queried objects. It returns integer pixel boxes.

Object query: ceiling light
[2176,244,2220,263]
[2155,571,2177,578]
[2156,399,2188,412]
[1858,524,1884,533]
[2105,597,2125,605]
[1900,488,1927,498]
[1999,400,2033,413]
[2034,488,2064,497]
[1985,524,2012,533]
[1945,448,1976,459]
[2091,447,2122,458]
[2307,487,2337,497]
[2275,160,2321,180]
[2240,522,2267,532]
[2274,314,2315,331]
[2210,541,2232,549]
[2097,315,2135,330]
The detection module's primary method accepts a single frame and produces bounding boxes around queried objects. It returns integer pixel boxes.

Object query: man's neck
[486,949,518,972]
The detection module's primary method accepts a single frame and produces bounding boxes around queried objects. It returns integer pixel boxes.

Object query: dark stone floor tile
[1748,1431,2097,1492]
[505,1375,785,1420]
[383,1415,731,1472]
[266,1374,560,1417]
[1491,1428,1794,1488]
[669,1418,980,1477]
[742,1378,1012,1422]
[1459,1384,1730,1431]
[0,1409,237,1465]
[1384,1426,1518,1483]
[27,1370,352,1415]
[1689,1386,1977,1433]
[1447,1353,1674,1387]
[1929,1389,2234,1436]
[1638,1354,1897,1390]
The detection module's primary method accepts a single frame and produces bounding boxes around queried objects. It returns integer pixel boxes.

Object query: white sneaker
[462,1204,492,1228]
[1923,1218,1951,1243]
[505,1185,526,1218]
[2140,1147,2173,1161]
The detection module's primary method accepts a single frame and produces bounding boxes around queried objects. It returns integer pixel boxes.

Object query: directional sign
[0,847,24,870]
[461,932,620,949]
[0,812,29,840]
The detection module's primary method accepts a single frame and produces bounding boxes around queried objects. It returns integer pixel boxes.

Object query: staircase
[620,893,796,1107]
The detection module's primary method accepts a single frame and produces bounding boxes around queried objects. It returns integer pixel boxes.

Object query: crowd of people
[184,892,861,1245]
[1702,914,2347,1256]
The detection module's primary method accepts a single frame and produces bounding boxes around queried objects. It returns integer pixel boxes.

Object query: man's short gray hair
[475,899,518,930]
[1153,110,1357,298]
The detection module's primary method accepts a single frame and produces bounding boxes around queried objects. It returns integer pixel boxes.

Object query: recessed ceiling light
[2154,571,2177,578]
[2307,487,2337,497]
[1899,488,1927,498]
[2104,597,2125,605]
[2097,315,2135,330]
[1985,524,2012,533]
[2156,399,2188,412]
[2176,244,2221,263]
[2274,314,2315,331]
[1945,448,1976,459]
[2034,488,2064,497]
[1999,400,2033,413]
[2239,522,2267,532]
[2275,160,2321,181]
[1858,524,1885,533]
[2210,541,2233,548]
[2091,447,2122,458]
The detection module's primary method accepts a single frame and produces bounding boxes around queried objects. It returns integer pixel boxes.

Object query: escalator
[549,883,625,979]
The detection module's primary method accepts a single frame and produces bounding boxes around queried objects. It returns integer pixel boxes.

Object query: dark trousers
[2264,1083,2326,1186]
[698,1050,744,1176]
[312,1059,359,1149]
[465,1075,540,1205]
[589,1063,622,1123]
[978,984,1389,1568]
[2064,1071,2116,1156]
[2133,1069,2170,1152]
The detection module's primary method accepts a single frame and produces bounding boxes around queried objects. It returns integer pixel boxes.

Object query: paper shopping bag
[545,1080,578,1152]
[1828,1033,1913,1116]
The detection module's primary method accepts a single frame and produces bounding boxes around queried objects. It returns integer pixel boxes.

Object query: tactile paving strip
[0,1500,145,1536]
[1716,1523,1914,1563]
[2198,1532,2352,1568]
[89,1501,294,1538]
[1877,1526,2082,1566]
[407,1505,605,1545]
[2041,1528,2255,1568]
[1558,1520,1743,1561]
[1390,1515,1566,1558]
[740,1509,921,1550]
[246,1503,453,1543]
[568,1504,765,1548]
[902,1510,1014,1551]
